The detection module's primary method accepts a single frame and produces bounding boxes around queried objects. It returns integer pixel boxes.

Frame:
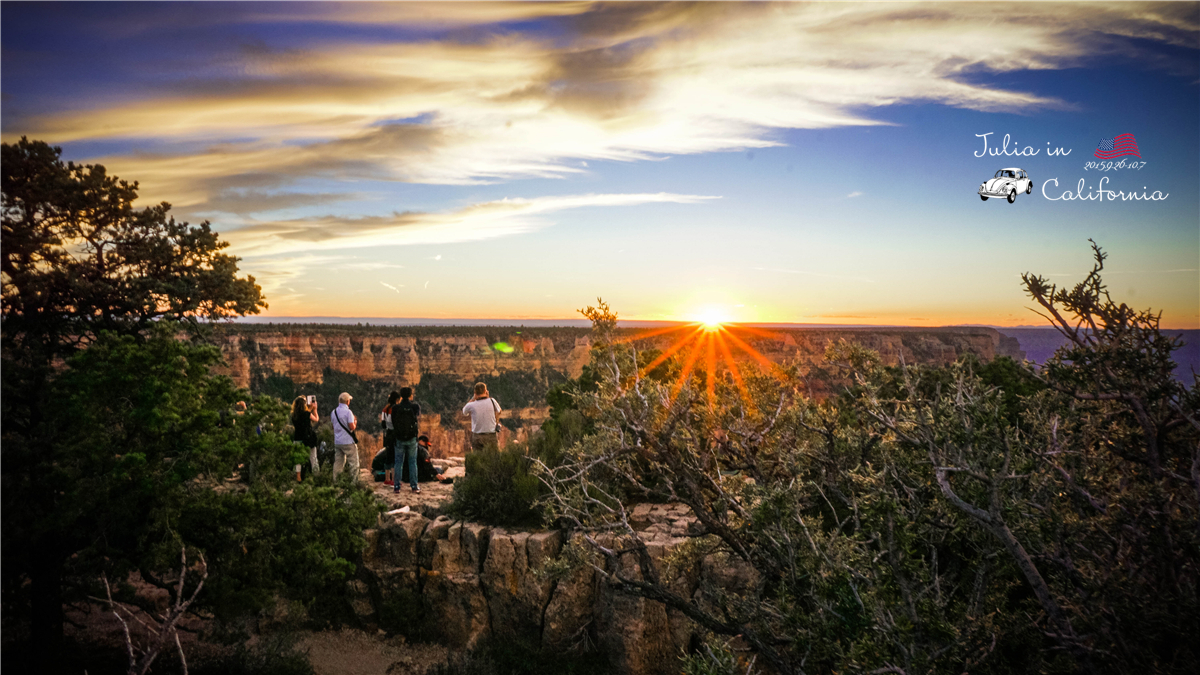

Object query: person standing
[291,396,320,476]
[380,391,400,485]
[331,392,359,482]
[462,382,501,453]
[392,387,421,494]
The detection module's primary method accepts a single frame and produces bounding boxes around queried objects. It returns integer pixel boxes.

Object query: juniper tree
[539,251,1198,674]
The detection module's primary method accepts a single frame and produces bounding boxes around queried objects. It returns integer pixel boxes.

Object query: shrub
[448,446,542,526]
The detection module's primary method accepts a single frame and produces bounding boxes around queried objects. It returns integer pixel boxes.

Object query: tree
[538,250,1198,674]
[1,137,264,355]
[1,138,271,661]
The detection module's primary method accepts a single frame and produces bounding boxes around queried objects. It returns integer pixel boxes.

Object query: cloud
[241,254,405,300]
[846,191,863,198]
[4,2,1195,256]
[380,282,402,293]
[227,191,719,258]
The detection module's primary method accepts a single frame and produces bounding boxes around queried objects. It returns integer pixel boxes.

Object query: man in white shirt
[331,392,359,481]
[462,382,501,452]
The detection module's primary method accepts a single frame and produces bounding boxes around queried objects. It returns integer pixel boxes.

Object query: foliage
[538,256,1198,675]
[2,329,381,633]
[448,447,543,526]
[447,300,675,527]
[0,139,379,668]
[1,137,264,360]
[679,636,744,675]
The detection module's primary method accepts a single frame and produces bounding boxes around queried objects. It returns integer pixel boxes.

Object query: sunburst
[618,321,785,407]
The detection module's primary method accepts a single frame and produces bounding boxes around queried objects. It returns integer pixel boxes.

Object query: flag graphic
[1094,133,1141,159]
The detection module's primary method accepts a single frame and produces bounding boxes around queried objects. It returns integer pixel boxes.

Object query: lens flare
[619,318,786,408]
[694,307,730,331]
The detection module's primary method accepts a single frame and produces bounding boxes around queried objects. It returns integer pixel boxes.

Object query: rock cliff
[213,324,1022,391]
[211,324,1024,457]
[357,504,716,674]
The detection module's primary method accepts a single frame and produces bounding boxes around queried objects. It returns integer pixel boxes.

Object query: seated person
[399,435,452,484]
[371,444,396,483]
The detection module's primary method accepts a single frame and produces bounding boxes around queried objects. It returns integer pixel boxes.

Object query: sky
[3,1,1198,328]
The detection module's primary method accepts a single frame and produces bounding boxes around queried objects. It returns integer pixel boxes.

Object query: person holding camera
[291,395,320,476]
[462,382,502,453]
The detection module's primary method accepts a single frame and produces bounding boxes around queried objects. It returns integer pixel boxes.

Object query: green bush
[448,446,542,526]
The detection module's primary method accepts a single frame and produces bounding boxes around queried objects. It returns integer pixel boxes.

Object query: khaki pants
[333,443,359,481]
[470,431,498,453]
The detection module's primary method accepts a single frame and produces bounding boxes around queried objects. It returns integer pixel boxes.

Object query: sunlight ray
[639,326,705,377]
[670,335,708,401]
[723,329,786,380]
[714,330,753,408]
[706,331,717,403]
[618,323,692,344]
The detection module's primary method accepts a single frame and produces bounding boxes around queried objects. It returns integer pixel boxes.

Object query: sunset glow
[627,321,783,406]
[694,308,732,331]
[2,2,1195,327]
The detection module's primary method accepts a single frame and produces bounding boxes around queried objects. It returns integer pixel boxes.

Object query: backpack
[393,400,419,440]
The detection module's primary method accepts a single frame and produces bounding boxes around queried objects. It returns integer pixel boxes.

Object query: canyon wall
[212,324,1022,390]
[211,324,1024,457]
[212,328,592,390]
[353,505,720,674]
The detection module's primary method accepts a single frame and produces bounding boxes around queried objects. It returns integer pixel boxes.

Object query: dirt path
[298,628,449,675]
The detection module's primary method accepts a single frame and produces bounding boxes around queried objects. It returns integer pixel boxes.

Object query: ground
[361,456,466,512]
[298,628,449,675]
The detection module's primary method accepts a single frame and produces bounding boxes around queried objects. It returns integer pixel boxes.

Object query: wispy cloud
[380,282,402,293]
[8,3,1195,218]
[228,191,719,259]
[847,191,863,198]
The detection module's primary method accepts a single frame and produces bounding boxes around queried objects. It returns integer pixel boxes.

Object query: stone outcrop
[212,328,593,389]
[214,324,1024,456]
[213,324,1023,392]
[358,504,706,674]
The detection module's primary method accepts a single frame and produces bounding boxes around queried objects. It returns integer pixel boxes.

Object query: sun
[619,310,786,409]
[693,307,731,331]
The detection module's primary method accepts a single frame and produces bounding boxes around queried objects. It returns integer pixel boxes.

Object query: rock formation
[358,504,708,674]
[212,325,1022,392]
[211,324,1024,458]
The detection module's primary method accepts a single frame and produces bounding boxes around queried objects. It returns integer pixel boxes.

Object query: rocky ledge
[351,484,729,675]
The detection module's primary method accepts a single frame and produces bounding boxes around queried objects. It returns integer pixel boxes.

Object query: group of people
[288,382,504,489]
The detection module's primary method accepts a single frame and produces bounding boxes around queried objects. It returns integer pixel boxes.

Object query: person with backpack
[392,387,421,494]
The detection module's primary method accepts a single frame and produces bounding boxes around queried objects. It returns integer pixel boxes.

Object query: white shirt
[462,397,501,433]
[331,404,356,445]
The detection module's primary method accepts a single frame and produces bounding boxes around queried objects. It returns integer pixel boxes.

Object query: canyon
[210,323,1024,457]
[205,323,1027,672]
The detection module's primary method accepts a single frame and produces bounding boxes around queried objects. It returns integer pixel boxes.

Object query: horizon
[3,2,1197,328]
[227,316,1200,334]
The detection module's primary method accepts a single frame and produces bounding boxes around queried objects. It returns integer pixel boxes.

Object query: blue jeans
[395,439,418,490]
